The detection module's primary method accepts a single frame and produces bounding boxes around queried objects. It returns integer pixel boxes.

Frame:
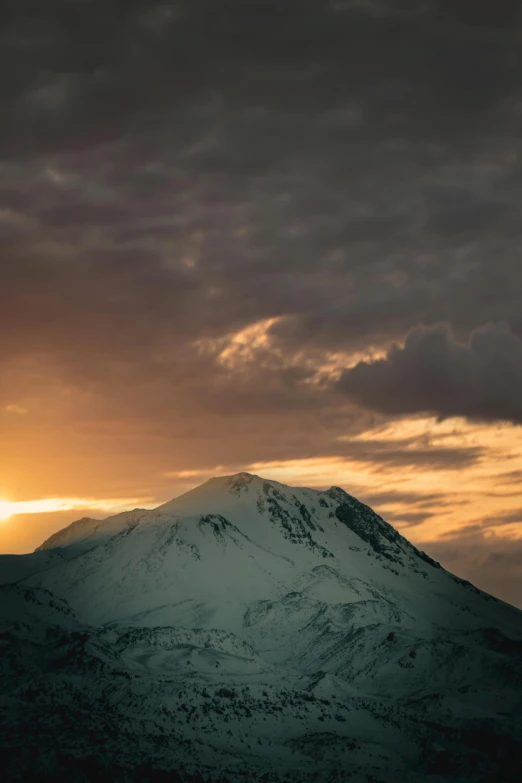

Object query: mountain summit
[2,474,522,782]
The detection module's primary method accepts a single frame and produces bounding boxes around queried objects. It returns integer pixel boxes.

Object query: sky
[1,0,522,607]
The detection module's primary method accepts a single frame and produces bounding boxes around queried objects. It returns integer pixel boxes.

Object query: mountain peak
[214,471,257,487]
[158,471,273,513]
[6,469,522,782]
[223,471,258,493]
[185,471,259,492]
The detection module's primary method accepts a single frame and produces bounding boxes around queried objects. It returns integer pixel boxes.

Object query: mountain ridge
[1,472,521,781]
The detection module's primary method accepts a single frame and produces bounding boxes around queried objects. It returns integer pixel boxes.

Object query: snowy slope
[1,472,522,782]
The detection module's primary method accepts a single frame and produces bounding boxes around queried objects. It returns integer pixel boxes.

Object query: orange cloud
[0,496,155,523]
[249,416,522,544]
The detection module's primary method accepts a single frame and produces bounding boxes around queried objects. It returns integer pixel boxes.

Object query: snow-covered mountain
[1,473,521,782]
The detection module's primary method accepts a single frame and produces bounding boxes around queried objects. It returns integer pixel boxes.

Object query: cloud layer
[2,0,522,445]
[339,322,522,422]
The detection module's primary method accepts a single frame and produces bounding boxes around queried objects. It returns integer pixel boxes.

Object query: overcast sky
[1,0,522,607]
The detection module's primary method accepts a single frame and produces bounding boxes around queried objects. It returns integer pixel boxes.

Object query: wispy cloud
[0,496,155,523]
[5,404,28,415]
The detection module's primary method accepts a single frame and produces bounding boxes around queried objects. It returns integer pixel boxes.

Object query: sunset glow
[1,0,521,611]
[0,496,155,523]
[249,416,522,542]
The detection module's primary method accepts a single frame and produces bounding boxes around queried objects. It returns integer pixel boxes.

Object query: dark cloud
[435,0,522,28]
[481,510,522,528]
[413,502,522,607]
[358,488,471,530]
[499,470,522,485]
[358,489,450,508]
[1,0,521,158]
[423,186,511,237]
[1,0,522,483]
[338,323,522,424]
[382,510,437,528]
[347,441,483,469]
[421,531,522,609]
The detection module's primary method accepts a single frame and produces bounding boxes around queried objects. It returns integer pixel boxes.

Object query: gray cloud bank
[424,531,522,610]
[339,322,522,423]
[1,0,522,455]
